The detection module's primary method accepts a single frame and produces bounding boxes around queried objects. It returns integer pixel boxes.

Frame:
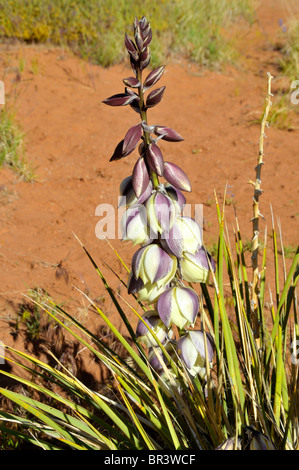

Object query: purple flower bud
[119,176,152,207]
[142,28,152,48]
[143,66,165,90]
[163,161,191,192]
[132,157,150,198]
[146,86,166,108]
[134,23,144,51]
[146,142,164,176]
[131,244,177,288]
[124,33,139,61]
[110,137,140,161]
[157,286,199,329]
[153,126,184,142]
[122,123,143,155]
[103,92,138,107]
[177,330,215,377]
[123,77,141,88]
[180,247,216,283]
[139,47,151,71]
[139,16,148,31]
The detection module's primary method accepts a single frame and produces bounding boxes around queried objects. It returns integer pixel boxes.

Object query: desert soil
[0,0,298,384]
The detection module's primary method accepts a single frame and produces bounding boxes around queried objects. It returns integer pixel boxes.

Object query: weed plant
[0,16,298,452]
[0,107,34,181]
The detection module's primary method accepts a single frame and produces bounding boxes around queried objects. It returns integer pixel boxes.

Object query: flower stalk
[250,72,273,337]
[103,16,216,386]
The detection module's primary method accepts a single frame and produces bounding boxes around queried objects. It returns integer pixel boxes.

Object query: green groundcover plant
[0,17,298,451]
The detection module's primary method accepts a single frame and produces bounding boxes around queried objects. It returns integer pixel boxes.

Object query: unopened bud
[163,161,191,192]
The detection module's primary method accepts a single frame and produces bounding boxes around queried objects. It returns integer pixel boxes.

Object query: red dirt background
[0,0,298,383]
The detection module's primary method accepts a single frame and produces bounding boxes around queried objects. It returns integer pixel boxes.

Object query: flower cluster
[103,16,216,383]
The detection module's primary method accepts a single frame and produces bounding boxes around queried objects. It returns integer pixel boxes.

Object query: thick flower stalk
[103,16,216,383]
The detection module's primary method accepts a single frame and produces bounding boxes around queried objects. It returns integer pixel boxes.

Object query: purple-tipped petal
[131,246,146,280]
[143,66,165,90]
[177,336,197,370]
[161,223,183,258]
[146,86,166,108]
[164,184,186,211]
[127,271,145,294]
[152,247,173,284]
[194,247,216,272]
[132,157,150,197]
[123,123,143,155]
[163,161,191,192]
[189,330,215,362]
[157,288,173,327]
[146,142,164,176]
[154,126,184,142]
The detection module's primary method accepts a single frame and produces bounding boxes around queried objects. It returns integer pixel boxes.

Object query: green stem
[137,68,159,189]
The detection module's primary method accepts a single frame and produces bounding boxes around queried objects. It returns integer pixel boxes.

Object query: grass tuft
[0,107,35,181]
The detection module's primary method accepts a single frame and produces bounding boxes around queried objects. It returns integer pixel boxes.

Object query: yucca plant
[0,17,298,451]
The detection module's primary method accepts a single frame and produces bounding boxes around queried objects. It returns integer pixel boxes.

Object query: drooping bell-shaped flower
[119,176,153,207]
[157,286,199,329]
[128,271,169,304]
[146,190,179,236]
[180,247,216,283]
[131,244,177,288]
[136,310,170,348]
[121,204,150,246]
[177,330,215,378]
[161,216,202,258]
[244,427,276,450]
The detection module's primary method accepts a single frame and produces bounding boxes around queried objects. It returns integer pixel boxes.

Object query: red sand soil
[0,0,298,384]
